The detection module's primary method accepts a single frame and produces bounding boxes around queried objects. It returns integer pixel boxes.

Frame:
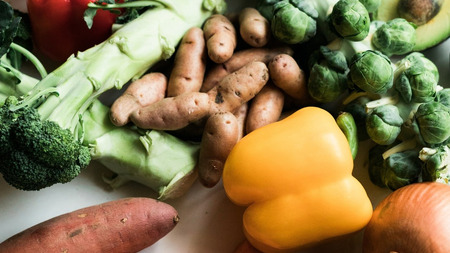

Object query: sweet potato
[201,46,293,92]
[129,61,268,131]
[198,112,239,188]
[203,14,237,64]
[245,83,284,134]
[167,27,206,97]
[110,72,167,126]
[239,8,270,47]
[0,198,179,253]
[208,61,269,114]
[268,53,309,101]
[130,92,211,130]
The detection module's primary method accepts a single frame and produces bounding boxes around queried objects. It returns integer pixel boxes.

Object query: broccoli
[0,95,91,190]
[0,0,224,192]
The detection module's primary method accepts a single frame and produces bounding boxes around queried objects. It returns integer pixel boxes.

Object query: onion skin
[363,182,450,253]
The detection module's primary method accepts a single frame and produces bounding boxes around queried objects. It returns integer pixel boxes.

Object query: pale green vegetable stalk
[82,100,200,200]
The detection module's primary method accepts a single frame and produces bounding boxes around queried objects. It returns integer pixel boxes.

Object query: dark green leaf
[0,1,21,59]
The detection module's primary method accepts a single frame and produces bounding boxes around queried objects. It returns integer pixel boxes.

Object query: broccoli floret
[0,97,19,155]
[2,151,83,191]
[13,111,91,169]
[0,95,91,191]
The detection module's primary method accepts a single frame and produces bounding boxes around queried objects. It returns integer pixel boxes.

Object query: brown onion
[363,182,450,253]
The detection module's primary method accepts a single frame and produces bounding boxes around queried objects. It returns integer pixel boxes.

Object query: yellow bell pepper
[222,106,373,253]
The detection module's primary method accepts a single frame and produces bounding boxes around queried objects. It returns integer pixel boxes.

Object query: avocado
[373,0,450,51]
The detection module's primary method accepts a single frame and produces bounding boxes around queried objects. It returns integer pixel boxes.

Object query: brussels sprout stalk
[382,138,417,160]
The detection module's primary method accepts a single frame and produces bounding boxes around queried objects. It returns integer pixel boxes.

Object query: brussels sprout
[368,145,422,190]
[368,144,388,188]
[372,18,416,56]
[307,46,349,103]
[419,146,450,184]
[307,63,348,103]
[366,104,403,145]
[348,50,393,94]
[256,0,280,20]
[359,0,381,13]
[435,88,450,108]
[394,52,439,103]
[328,0,371,41]
[382,149,422,191]
[413,101,450,145]
[308,45,348,72]
[270,0,318,44]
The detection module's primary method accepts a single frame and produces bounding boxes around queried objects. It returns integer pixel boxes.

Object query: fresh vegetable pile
[0,0,224,193]
[0,0,449,252]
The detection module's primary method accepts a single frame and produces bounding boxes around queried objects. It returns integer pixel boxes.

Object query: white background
[1,0,449,252]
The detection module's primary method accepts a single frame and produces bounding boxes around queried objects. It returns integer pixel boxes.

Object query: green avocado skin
[373,0,450,51]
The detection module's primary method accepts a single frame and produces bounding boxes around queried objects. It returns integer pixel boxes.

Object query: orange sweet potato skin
[0,198,179,253]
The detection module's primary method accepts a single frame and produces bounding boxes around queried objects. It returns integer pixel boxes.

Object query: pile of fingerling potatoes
[109,8,314,188]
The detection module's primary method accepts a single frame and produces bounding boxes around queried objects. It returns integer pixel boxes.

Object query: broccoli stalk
[0,58,37,104]
[83,100,200,200]
[0,0,224,191]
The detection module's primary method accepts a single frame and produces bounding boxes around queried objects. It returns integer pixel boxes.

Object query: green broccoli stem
[84,102,200,199]
[9,43,47,79]
[87,0,165,10]
[12,0,224,135]
[82,99,200,200]
[0,62,38,105]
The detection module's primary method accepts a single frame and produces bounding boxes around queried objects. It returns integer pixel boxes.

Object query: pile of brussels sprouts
[344,52,450,191]
[256,0,449,190]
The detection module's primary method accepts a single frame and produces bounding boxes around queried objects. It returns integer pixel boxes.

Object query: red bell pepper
[27,0,118,61]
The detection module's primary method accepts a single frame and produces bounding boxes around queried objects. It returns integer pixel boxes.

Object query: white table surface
[1,0,449,252]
